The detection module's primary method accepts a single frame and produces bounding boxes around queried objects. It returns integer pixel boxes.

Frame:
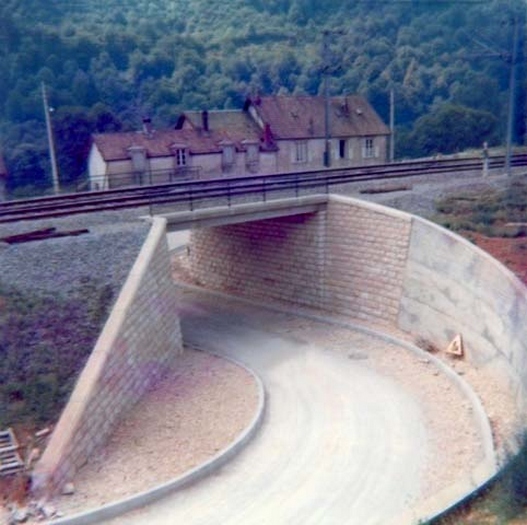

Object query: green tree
[410,103,499,156]
[53,107,94,184]
[6,142,50,195]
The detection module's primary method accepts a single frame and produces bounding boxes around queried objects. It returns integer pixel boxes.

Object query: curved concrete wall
[399,214,527,418]
[189,194,527,453]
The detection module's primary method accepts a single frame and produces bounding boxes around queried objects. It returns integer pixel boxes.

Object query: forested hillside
[0,0,525,194]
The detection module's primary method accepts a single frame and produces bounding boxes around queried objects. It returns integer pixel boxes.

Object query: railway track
[1,153,526,224]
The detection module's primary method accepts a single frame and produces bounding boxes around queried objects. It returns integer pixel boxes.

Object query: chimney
[263,123,274,148]
[202,110,209,133]
[142,116,154,137]
[341,98,350,117]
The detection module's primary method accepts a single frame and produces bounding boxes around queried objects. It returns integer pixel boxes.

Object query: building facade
[88,95,390,190]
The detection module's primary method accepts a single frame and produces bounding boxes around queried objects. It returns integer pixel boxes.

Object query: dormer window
[128,146,147,173]
[242,140,259,172]
[220,141,236,171]
[175,149,187,166]
[171,143,189,168]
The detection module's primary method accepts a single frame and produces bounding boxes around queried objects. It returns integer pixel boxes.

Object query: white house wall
[274,136,388,173]
[93,150,280,189]
[89,134,387,189]
[88,145,109,190]
[106,160,138,188]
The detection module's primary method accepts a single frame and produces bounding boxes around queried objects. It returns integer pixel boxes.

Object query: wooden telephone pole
[42,82,60,194]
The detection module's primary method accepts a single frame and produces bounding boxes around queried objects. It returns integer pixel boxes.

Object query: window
[245,143,259,171]
[222,144,235,169]
[363,138,375,159]
[175,148,186,166]
[339,139,346,159]
[171,143,189,169]
[294,141,308,163]
[246,144,258,164]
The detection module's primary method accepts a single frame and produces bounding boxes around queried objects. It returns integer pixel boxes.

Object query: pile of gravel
[0,210,151,299]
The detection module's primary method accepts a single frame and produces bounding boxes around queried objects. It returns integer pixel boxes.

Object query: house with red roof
[88,111,277,190]
[88,94,389,190]
[244,95,390,171]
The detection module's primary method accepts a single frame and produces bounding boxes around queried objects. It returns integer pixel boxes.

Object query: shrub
[0,281,115,427]
[492,432,527,520]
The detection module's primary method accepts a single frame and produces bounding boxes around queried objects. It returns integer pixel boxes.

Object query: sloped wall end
[32,218,183,497]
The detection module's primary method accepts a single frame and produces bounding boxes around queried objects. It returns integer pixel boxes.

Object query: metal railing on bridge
[1,152,527,223]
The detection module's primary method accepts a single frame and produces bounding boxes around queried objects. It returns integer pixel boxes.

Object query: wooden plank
[0,428,24,476]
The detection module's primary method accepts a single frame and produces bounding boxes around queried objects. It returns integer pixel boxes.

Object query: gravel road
[95,287,488,525]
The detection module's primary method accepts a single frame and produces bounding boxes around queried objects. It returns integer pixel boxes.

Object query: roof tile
[251,95,390,139]
[93,111,263,161]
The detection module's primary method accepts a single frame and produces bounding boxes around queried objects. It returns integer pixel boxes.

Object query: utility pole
[42,82,60,194]
[463,6,521,176]
[389,87,395,163]
[323,31,331,168]
[322,29,344,168]
[505,11,519,176]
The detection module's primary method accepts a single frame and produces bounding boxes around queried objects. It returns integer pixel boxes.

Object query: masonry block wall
[189,197,412,327]
[188,194,527,432]
[186,192,527,488]
[32,218,183,496]
[189,212,326,308]
[324,196,412,326]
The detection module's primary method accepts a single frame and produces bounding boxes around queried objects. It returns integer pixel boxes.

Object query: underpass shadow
[177,286,309,372]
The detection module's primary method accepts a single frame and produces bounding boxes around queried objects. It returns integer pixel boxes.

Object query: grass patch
[433,180,527,237]
[0,280,115,428]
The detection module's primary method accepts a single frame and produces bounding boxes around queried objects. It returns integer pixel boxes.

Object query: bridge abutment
[187,196,412,328]
[187,193,527,454]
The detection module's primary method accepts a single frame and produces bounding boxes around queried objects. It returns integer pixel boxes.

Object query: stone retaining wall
[189,212,326,308]
[188,194,527,445]
[324,197,411,326]
[32,218,182,496]
[189,197,412,328]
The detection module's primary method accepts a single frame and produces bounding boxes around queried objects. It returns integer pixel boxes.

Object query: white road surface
[106,291,429,525]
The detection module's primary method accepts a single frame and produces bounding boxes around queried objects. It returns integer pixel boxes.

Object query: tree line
[0,0,524,194]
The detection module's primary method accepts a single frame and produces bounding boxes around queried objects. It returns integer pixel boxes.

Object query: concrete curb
[178,284,498,524]
[46,351,266,525]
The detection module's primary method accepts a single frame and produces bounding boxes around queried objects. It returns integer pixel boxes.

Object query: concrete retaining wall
[188,194,527,442]
[32,218,182,496]
[399,215,527,417]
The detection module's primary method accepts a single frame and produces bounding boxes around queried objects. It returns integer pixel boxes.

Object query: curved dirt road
[105,291,431,525]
